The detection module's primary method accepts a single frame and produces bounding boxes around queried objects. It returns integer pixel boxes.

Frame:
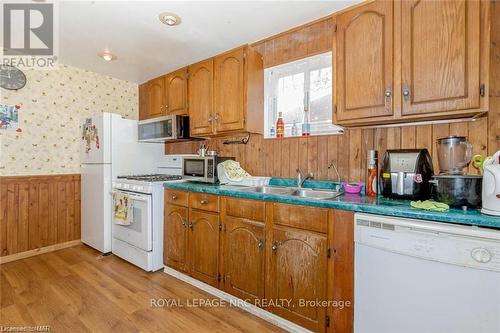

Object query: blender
[430,136,482,208]
[436,136,472,175]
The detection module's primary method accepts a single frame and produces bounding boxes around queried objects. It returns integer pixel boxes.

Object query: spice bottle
[276,112,285,138]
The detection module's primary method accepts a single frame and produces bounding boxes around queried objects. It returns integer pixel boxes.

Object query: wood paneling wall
[167,15,494,182]
[166,120,488,183]
[0,174,81,257]
[490,1,500,154]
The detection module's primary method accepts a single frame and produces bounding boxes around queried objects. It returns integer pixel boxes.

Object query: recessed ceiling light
[98,51,117,61]
[159,12,181,26]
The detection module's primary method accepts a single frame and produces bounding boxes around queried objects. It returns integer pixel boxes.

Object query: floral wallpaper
[0,64,138,176]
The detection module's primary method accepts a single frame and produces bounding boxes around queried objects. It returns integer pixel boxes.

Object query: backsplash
[0,64,137,176]
[165,120,489,183]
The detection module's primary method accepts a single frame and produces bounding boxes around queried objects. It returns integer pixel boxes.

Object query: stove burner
[117,174,183,182]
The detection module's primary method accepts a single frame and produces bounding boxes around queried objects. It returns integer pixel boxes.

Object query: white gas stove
[110,155,189,272]
[113,174,183,194]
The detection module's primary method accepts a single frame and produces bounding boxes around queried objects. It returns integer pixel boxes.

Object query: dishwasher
[354,213,500,333]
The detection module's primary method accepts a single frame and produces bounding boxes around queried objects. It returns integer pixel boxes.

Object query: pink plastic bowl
[343,183,363,194]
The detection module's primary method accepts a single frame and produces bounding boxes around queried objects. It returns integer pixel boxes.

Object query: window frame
[264,51,342,138]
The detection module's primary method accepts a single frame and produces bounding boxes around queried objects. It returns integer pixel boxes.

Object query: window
[264,52,342,138]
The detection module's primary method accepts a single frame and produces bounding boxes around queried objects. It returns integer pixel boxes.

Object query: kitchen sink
[290,188,343,200]
[240,185,296,195]
[240,185,342,200]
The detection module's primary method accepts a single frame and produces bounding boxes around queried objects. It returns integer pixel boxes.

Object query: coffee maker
[380,149,434,200]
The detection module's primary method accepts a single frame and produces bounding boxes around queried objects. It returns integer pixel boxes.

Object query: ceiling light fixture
[98,51,117,61]
[159,12,181,26]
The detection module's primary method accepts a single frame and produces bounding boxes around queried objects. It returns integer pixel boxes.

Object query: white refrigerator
[80,112,163,253]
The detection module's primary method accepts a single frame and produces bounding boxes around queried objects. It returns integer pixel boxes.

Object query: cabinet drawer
[272,203,328,233]
[224,197,265,222]
[190,192,219,212]
[165,189,189,207]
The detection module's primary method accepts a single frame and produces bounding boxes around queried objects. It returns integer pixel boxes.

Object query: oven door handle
[111,190,150,202]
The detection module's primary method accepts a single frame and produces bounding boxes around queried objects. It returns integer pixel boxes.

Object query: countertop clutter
[164,179,500,229]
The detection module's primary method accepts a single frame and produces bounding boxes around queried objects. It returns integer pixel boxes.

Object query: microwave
[138,115,190,142]
[183,156,234,183]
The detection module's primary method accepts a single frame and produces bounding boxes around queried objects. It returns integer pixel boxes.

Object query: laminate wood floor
[0,244,284,333]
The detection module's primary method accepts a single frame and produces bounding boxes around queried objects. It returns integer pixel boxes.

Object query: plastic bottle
[269,125,276,138]
[367,150,378,197]
[291,120,299,136]
[276,112,285,138]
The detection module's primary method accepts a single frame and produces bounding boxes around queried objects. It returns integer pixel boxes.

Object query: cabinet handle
[171,195,177,200]
[188,223,194,230]
[200,199,209,205]
[402,88,411,101]
[215,113,220,126]
[384,89,392,108]
[182,219,187,227]
[257,240,264,249]
[271,242,278,253]
[208,115,213,123]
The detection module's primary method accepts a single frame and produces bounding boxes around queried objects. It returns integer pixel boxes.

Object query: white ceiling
[59,1,361,83]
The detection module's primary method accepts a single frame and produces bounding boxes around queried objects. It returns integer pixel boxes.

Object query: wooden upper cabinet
[401,0,481,117]
[188,209,220,287]
[222,217,265,303]
[139,45,263,130]
[145,76,165,119]
[165,67,188,115]
[188,59,214,136]
[211,45,264,136]
[334,0,489,126]
[164,204,189,272]
[267,226,328,332]
[335,0,394,123]
[214,47,246,133]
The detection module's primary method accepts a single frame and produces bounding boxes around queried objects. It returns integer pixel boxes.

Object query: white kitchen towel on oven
[113,192,134,225]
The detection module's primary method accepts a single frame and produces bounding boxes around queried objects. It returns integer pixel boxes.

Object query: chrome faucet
[327,161,342,192]
[296,168,313,188]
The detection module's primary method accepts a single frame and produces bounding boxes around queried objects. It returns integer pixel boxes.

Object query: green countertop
[163,179,500,229]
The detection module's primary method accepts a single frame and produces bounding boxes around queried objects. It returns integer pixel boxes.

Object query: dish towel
[113,192,134,225]
[410,200,449,212]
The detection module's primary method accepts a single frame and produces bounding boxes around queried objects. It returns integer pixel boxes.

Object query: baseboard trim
[0,240,82,264]
[163,266,312,333]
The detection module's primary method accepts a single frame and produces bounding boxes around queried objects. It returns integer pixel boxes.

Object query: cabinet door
[166,67,188,115]
[164,204,189,272]
[147,77,165,119]
[188,59,214,136]
[335,0,394,122]
[222,217,265,303]
[189,210,220,287]
[214,47,245,133]
[267,226,328,332]
[401,0,480,116]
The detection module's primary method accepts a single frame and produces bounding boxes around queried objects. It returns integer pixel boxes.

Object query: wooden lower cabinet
[267,225,328,332]
[329,210,355,333]
[189,209,220,287]
[222,217,265,302]
[163,193,354,333]
[164,204,189,273]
